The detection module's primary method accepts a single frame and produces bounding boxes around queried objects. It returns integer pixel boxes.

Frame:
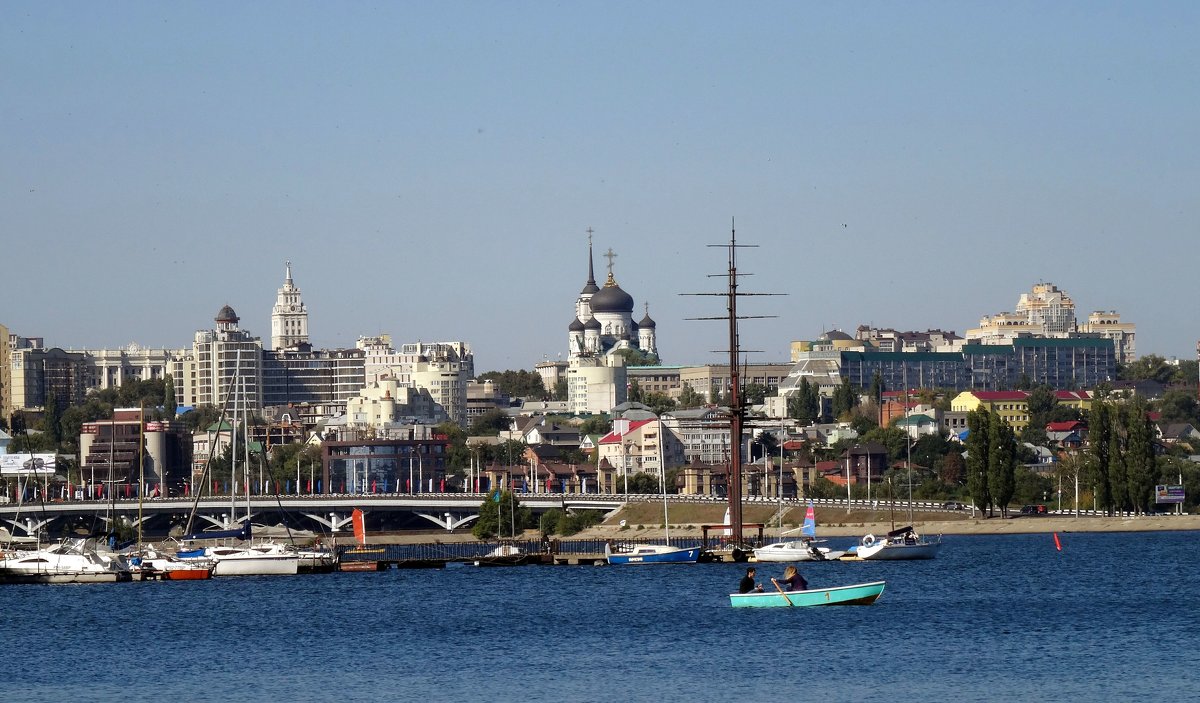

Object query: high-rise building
[186,305,264,411]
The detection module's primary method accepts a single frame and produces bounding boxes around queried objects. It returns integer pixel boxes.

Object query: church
[564,233,659,415]
[567,234,658,361]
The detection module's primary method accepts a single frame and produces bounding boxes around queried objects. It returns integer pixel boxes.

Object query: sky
[3,2,1197,371]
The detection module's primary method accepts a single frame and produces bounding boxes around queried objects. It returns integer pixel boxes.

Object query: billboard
[1155,485,1185,504]
[0,454,58,476]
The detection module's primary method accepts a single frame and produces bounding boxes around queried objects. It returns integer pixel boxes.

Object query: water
[3,531,1198,702]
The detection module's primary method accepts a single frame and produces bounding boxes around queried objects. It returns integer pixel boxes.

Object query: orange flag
[1053,532,1062,551]
[352,508,366,546]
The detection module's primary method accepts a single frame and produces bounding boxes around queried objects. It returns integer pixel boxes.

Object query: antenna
[680,218,786,545]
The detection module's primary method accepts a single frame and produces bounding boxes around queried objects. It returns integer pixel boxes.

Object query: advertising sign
[0,454,58,476]
[1155,485,1185,504]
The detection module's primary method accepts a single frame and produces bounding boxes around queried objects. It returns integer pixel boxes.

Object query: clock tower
[270,261,309,350]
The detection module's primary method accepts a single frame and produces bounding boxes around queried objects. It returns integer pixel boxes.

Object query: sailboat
[854,373,941,561]
[753,501,846,562]
[179,360,298,576]
[605,462,701,565]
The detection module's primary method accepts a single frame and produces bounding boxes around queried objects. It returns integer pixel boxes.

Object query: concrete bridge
[0,492,960,541]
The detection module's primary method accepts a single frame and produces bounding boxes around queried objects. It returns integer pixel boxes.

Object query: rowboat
[729,580,886,608]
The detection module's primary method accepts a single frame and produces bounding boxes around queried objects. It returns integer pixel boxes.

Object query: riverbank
[368,502,1200,544]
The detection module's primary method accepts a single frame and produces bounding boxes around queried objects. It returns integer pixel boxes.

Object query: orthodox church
[568,236,658,361]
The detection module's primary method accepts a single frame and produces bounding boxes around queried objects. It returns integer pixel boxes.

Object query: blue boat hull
[729,580,886,607]
[606,546,702,565]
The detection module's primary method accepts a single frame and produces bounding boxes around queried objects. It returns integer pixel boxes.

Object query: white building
[185,305,264,411]
[356,337,473,426]
[345,377,445,427]
[566,355,627,416]
[270,261,309,350]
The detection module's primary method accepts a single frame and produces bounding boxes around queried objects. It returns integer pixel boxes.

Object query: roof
[970,391,1029,401]
[598,419,656,444]
[1046,421,1085,432]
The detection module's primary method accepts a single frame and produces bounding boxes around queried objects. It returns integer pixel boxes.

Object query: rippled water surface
[3,531,1197,702]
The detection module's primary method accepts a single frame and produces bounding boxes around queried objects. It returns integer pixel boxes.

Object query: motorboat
[852,526,941,560]
[753,540,846,562]
[604,542,701,565]
[729,580,886,608]
[0,538,132,584]
[196,542,299,576]
[134,547,213,580]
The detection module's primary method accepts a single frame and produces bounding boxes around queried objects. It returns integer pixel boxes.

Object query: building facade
[270,261,310,350]
[186,305,265,411]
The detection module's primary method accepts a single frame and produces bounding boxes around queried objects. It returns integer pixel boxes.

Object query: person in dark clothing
[773,565,808,592]
[738,567,764,593]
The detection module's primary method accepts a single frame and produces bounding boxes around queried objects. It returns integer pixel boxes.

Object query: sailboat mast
[727,223,744,545]
[137,403,144,549]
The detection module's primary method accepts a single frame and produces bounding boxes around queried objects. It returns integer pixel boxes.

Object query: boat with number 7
[729,580,886,608]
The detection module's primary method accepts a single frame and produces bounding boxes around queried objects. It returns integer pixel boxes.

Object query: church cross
[603,247,618,276]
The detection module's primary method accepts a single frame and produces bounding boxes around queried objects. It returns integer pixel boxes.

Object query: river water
[2,531,1196,702]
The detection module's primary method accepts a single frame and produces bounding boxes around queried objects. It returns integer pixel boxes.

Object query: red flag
[352,508,366,546]
[1053,533,1062,551]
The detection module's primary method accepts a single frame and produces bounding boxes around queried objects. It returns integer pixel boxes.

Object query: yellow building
[951,390,1092,431]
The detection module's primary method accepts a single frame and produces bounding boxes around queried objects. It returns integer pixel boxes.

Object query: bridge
[0,492,962,541]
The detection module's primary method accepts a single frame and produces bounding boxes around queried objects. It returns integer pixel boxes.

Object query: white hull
[856,540,941,560]
[211,553,298,576]
[0,538,131,584]
[753,541,846,562]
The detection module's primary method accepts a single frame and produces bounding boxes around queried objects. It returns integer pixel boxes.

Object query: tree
[1124,398,1157,514]
[677,385,706,409]
[639,391,676,416]
[612,348,660,367]
[831,378,859,420]
[742,383,768,406]
[987,411,1016,517]
[787,377,820,424]
[468,409,509,436]
[623,472,660,494]
[472,490,531,539]
[181,405,224,432]
[868,372,884,407]
[552,377,567,401]
[164,375,178,419]
[1118,354,1178,384]
[860,426,909,462]
[1107,406,1128,513]
[965,409,991,513]
[628,379,643,403]
[477,370,547,399]
[578,415,612,437]
[1156,389,1200,425]
[939,451,965,486]
[42,396,62,446]
[1089,402,1114,514]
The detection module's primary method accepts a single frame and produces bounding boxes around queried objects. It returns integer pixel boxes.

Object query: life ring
[861,534,876,548]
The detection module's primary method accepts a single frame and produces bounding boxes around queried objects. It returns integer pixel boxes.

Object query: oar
[771,578,794,607]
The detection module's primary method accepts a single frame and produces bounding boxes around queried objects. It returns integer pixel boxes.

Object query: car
[1019,504,1048,516]
[943,501,967,510]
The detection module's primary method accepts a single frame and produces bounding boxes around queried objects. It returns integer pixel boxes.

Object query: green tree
[860,426,909,462]
[1156,389,1200,425]
[552,377,567,401]
[987,412,1016,517]
[965,409,991,513]
[786,377,820,424]
[468,409,510,436]
[1089,402,1114,514]
[163,375,178,419]
[1107,406,1128,513]
[628,379,643,403]
[42,396,62,446]
[578,415,612,437]
[1124,398,1157,514]
[472,490,531,539]
[831,378,859,419]
[612,348,660,367]
[939,450,965,485]
[868,372,884,407]
[742,383,768,406]
[640,392,677,416]
[1118,354,1179,384]
[677,385,706,409]
[181,405,224,432]
[477,370,547,399]
[624,472,660,494]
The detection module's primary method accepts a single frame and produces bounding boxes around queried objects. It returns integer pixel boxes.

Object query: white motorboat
[753,540,845,562]
[0,538,132,584]
[205,542,299,576]
[853,526,941,560]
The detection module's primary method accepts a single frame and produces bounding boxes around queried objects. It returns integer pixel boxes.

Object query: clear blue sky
[3,2,1197,370]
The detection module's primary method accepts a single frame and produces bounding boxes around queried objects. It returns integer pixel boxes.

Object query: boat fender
[861,534,875,548]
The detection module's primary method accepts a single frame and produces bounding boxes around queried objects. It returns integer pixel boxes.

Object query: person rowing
[772,565,808,592]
